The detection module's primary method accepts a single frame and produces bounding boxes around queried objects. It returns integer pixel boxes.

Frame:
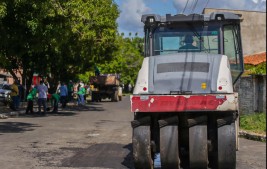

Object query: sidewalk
[0,102,28,118]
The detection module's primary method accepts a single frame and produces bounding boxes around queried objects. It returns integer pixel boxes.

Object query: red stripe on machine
[131,95,227,112]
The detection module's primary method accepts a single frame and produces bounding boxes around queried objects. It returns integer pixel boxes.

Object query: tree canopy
[98,34,144,86]
[0,0,119,91]
[0,0,145,93]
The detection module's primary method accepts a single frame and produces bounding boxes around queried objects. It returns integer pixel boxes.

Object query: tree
[98,34,144,86]
[0,0,119,92]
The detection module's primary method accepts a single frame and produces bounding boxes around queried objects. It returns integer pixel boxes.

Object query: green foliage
[240,112,266,134]
[78,71,94,84]
[0,0,119,89]
[0,2,7,18]
[244,62,266,75]
[97,35,144,85]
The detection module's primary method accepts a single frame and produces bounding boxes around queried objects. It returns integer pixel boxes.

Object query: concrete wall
[260,75,266,113]
[235,75,266,114]
[203,8,266,56]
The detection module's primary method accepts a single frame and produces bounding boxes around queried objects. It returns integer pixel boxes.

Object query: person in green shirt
[25,86,37,114]
[67,80,74,102]
[77,84,86,105]
[51,93,60,113]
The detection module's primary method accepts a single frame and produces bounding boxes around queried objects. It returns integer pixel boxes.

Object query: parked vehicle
[90,74,121,102]
[0,84,11,105]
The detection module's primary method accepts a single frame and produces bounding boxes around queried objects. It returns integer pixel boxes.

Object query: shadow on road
[3,103,106,119]
[0,122,41,133]
[55,103,105,112]
[122,143,134,169]
[0,101,105,116]
[17,111,78,118]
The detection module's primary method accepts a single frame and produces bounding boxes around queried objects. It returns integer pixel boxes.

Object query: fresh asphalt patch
[60,143,134,169]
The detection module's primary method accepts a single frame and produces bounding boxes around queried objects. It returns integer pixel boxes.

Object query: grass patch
[240,112,266,135]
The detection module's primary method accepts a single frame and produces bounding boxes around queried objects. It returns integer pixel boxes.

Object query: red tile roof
[244,52,266,65]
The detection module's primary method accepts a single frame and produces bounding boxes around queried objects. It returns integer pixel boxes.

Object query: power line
[204,0,210,10]
[191,0,199,13]
[182,0,190,14]
[189,0,195,14]
[182,0,210,15]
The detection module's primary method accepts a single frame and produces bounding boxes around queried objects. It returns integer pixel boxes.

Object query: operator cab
[142,12,244,84]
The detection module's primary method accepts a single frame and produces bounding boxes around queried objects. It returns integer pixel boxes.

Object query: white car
[0,84,11,105]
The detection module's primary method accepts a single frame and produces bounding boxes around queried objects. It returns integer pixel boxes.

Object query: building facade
[0,69,22,84]
[203,8,266,56]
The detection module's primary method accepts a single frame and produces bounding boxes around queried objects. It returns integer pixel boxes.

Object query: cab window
[223,24,243,83]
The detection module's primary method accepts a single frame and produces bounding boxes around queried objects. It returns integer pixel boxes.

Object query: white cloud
[251,0,266,3]
[172,0,266,14]
[117,0,151,36]
[255,0,267,11]
[173,0,189,13]
[116,0,266,37]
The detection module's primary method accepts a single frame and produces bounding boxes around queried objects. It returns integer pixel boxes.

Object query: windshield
[152,24,220,55]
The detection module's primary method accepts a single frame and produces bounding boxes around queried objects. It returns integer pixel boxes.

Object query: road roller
[130,12,244,169]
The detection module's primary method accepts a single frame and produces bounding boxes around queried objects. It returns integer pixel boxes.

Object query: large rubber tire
[159,125,180,169]
[189,124,208,169]
[132,125,154,169]
[235,116,240,151]
[217,122,236,169]
[113,91,119,102]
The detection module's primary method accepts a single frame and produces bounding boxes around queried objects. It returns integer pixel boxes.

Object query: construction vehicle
[90,74,121,102]
[130,12,243,169]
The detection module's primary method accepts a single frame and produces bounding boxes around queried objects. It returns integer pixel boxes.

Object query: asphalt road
[0,96,266,169]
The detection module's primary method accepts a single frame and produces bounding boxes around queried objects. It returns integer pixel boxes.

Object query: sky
[114,0,266,37]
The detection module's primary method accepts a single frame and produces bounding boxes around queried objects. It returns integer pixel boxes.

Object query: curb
[0,113,8,119]
[0,112,19,118]
[0,110,24,119]
[239,129,266,142]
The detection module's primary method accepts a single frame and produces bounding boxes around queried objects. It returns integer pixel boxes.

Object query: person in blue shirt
[59,82,68,108]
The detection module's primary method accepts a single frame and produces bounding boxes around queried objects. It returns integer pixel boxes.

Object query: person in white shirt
[37,80,48,115]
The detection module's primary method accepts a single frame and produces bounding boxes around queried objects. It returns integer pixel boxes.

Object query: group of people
[56,80,88,105]
[25,79,87,116]
[25,80,49,115]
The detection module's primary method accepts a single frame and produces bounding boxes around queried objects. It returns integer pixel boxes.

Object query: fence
[235,75,266,114]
